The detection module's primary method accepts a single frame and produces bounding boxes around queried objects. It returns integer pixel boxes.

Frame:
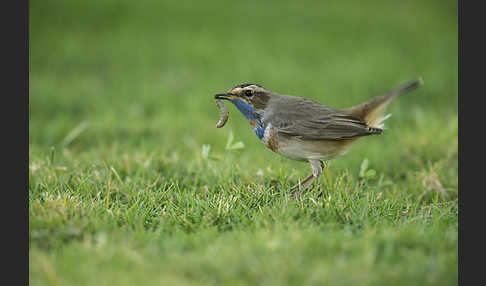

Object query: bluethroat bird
[214,78,423,196]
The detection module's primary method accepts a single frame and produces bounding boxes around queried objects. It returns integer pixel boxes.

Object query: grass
[29,0,458,285]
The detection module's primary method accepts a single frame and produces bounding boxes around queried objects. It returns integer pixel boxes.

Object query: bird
[214,78,423,196]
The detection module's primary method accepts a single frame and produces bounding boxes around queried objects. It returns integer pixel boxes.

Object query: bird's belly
[274,136,358,162]
[256,123,358,162]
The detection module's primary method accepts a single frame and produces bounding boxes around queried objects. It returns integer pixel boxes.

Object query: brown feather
[342,78,423,128]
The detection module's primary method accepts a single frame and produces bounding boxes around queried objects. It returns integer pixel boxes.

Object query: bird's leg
[290,173,314,192]
[317,161,327,198]
[290,161,327,192]
[293,159,323,197]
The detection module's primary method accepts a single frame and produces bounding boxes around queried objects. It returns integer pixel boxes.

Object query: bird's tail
[342,78,423,129]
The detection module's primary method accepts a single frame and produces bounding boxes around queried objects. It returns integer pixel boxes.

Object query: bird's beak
[214,93,235,100]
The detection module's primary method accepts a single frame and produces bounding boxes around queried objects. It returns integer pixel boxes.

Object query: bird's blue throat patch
[230,99,265,140]
[230,99,258,120]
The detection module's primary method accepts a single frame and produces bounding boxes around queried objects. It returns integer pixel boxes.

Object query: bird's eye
[244,90,254,97]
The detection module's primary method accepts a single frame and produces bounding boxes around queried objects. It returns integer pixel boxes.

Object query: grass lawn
[29,0,458,285]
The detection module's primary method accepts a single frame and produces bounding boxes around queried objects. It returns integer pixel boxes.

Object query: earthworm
[215,99,229,128]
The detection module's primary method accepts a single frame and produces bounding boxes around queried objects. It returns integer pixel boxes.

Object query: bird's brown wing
[266,95,381,140]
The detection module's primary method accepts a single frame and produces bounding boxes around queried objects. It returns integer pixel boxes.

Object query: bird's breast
[252,122,280,153]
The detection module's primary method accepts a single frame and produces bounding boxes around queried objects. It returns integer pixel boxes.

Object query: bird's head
[214,83,273,121]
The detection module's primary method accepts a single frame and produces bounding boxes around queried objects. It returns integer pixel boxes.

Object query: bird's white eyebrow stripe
[234,83,262,89]
[228,84,266,94]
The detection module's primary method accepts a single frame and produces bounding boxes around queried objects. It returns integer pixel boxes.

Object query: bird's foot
[289,160,326,198]
[289,174,313,193]
[291,175,318,198]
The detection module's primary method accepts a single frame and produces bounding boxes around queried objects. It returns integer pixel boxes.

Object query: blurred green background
[29,0,457,285]
[30,0,457,168]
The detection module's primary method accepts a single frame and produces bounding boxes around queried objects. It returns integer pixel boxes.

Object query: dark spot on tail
[368,127,383,134]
